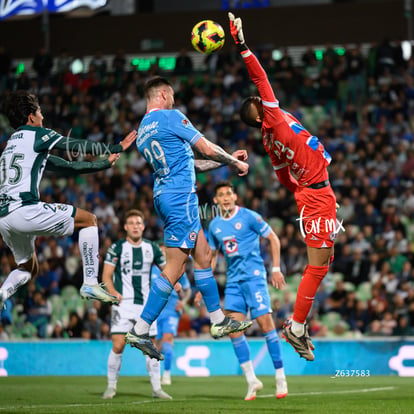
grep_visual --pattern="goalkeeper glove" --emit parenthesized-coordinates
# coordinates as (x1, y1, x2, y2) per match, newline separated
(228, 12, 248, 51)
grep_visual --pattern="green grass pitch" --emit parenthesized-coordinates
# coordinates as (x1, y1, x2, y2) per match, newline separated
(0, 376, 413, 413)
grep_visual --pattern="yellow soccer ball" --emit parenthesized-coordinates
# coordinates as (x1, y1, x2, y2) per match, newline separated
(191, 20, 225, 54)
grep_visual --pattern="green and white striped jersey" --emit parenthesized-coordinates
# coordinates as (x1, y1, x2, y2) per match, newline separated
(104, 238, 166, 306)
(0, 125, 63, 216)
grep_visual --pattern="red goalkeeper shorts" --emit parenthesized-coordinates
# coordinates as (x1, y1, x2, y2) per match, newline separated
(294, 184, 338, 248)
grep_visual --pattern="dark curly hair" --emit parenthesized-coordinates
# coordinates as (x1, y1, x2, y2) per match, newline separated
(239, 96, 263, 128)
(3, 90, 39, 129)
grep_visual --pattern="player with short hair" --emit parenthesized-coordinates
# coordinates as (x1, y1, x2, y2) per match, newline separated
(229, 13, 338, 361)
(102, 209, 172, 400)
(0, 91, 137, 307)
(125, 76, 252, 360)
(204, 181, 287, 400)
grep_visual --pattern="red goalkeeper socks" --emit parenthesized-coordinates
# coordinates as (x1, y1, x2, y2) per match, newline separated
(293, 265, 329, 324)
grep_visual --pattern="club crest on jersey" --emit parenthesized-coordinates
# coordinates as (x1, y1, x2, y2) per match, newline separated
(235, 222, 242, 230)
(189, 231, 197, 241)
(224, 238, 238, 256)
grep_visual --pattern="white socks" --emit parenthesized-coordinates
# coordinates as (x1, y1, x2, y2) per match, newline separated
(107, 350, 162, 392)
(1, 268, 31, 300)
(133, 319, 150, 335)
(210, 309, 225, 324)
(79, 226, 99, 285)
(146, 356, 161, 391)
(241, 360, 257, 384)
(276, 367, 285, 380)
(107, 350, 122, 388)
(291, 320, 305, 337)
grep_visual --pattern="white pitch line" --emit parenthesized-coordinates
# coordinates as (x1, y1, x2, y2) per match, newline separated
(0, 386, 397, 411)
(0, 399, 159, 411)
(257, 386, 396, 398)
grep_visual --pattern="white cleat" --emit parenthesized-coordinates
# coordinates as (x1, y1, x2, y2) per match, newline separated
(244, 378, 263, 401)
(80, 283, 120, 304)
(102, 386, 116, 399)
(152, 388, 173, 400)
(276, 377, 288, 399)
(161, 371, 171, 385)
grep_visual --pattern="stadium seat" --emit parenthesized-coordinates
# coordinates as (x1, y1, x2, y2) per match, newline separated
(20, 322, 38, 338)
(61, 285, 79, 302)
(343, 281, 356, 292)
(356, 282, 372, 301)
(321, 312, 342, 331)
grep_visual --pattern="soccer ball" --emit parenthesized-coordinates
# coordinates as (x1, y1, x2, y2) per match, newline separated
(191, 20, 225, 54)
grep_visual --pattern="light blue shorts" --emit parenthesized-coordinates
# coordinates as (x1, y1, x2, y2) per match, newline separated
(156, 313, 180, 339)
(224, 278, 272, 320)
(154, 192, 201, 248)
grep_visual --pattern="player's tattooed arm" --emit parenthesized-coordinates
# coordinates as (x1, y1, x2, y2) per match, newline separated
(194, 137, 249, 176)
(194, 159, 224, 172)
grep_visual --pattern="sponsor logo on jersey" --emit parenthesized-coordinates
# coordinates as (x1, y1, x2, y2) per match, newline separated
(214, 227, 221, 234)
(41, 134, 50, 142)
(168, 234, 178, 241)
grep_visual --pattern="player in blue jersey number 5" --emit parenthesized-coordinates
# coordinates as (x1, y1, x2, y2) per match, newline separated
(202, 181, 288, 400)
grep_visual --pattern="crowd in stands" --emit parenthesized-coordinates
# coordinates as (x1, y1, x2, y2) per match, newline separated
(1, 37, 414, 340)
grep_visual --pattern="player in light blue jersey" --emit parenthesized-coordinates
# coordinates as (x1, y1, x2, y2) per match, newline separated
(206, 181, 288, 401)
(153, 258, 191, 386)
(125, 77, 252, 360)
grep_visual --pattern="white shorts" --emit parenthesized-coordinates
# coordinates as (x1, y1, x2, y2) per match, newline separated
(0, 202, 75, 264)
(110, 303, 157, 337)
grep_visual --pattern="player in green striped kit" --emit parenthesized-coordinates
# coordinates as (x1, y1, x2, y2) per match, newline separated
(102, 209, 172, 400)
(0, 91, 137, 308)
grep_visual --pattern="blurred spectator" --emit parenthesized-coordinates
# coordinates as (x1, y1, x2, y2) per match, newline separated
(344, 249, 370, 286)
(66, 312, 83, 338)
(174, 48, 193, 75)
(0, 323, 9, 340)
(327, 281, 347, 313)
(36, 260, 60, 296)
(51, 320, 68, 338)
(32, 46, 53, 87)
(0, 45, 11, 92)
(190, 305, 210, 335)
(83, 308, 102, 339)
(26, 291, 52, 338)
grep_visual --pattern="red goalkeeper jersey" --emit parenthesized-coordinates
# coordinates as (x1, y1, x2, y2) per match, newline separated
(241, 49, 331, 189)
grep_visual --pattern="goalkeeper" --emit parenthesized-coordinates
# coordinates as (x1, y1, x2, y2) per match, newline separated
(228, 12, 338, 361)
